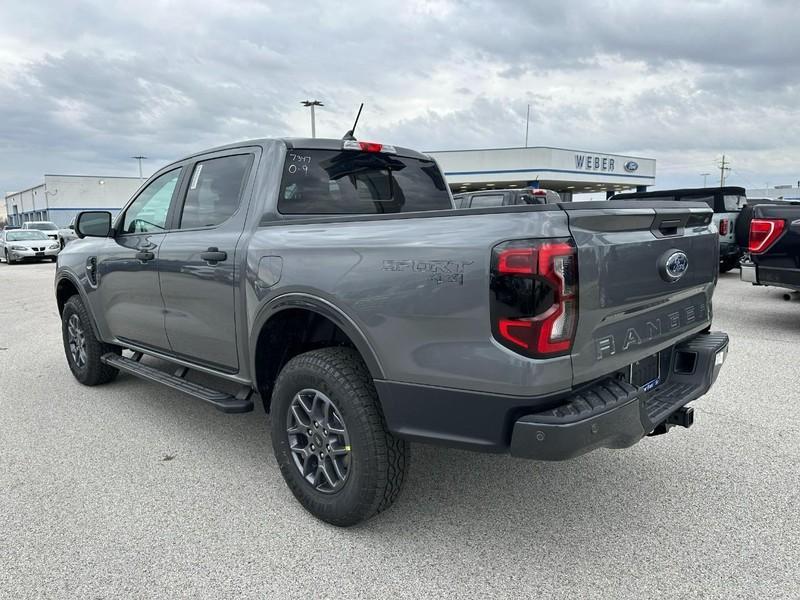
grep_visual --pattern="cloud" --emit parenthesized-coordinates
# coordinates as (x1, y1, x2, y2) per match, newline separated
(1, 0, 798, 193)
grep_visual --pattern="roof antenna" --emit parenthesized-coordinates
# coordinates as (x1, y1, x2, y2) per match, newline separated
(342, 103, 364, 140)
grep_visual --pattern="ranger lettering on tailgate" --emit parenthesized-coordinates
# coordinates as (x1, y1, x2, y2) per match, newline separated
(595, 297, 709, 360)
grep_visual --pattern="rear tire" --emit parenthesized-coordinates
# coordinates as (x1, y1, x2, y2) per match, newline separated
(61, 295, 121, 385)
(271, 347, 409, 527)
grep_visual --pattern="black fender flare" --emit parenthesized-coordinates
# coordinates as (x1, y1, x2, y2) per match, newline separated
(249, 292, 385, 383)
(55, 271, 103, 340)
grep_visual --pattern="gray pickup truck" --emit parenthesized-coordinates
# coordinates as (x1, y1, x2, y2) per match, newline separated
(55, 138, 729, 526)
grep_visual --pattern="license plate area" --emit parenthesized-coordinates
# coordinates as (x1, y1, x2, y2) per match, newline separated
(36, 252, 44, 257)
(629, 352, 661, 391)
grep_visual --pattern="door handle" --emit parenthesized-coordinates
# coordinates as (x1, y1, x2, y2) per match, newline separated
(200, 247, 227, 264)
(135, 251, 155, 262)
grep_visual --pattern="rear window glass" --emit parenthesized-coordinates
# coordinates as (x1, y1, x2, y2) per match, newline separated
(452, 194, 467, 208)
(723, 195, 746, 211)
(25, 222, 57, 230)
(681, 195, 714, 208)
(469, 194, 505, 208)
(277, 149, 452, 214)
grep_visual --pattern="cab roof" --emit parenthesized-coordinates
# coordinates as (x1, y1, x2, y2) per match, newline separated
(178, 137, 431, 162)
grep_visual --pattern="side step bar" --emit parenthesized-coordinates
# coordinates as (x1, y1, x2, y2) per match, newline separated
(101, 353, 253, 413)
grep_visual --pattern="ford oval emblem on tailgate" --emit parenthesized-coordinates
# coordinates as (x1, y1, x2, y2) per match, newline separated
(661, 250, 689, 282)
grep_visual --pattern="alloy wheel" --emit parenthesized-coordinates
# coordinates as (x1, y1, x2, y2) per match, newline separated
(286, 388, 352, 493)
(67, 313, 87, 368)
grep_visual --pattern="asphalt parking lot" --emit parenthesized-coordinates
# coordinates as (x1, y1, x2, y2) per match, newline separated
(1, 261, 798, 599)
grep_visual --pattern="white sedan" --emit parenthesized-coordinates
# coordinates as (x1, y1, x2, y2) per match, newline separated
(0, 230, 61, 264)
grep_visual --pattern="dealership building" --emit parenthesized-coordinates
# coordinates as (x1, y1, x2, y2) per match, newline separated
(427, 146, 656, 201)
(4, 174, 143, 228)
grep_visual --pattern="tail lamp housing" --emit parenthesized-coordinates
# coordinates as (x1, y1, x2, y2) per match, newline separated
(490, 239, 578, 358)
(749, 218, 785, 254)
(718, 218, 729, 236)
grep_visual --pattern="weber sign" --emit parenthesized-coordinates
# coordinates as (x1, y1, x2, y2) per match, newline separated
(575, 154, 616, 172)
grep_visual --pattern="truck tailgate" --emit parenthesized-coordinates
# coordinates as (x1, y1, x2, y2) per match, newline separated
(561, 201, 718, 385)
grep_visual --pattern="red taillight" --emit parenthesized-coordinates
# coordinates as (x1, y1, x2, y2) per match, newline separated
(749, 218, 785, 254)
(491, 240, 578, 357)
(497, 248, 536, 275)
(718, 218, 729, 236)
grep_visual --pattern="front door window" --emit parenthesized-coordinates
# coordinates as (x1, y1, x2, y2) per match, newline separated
(121, 169, 181, 234)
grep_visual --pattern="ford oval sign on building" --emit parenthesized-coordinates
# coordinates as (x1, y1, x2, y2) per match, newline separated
(624, 160, 639, 172)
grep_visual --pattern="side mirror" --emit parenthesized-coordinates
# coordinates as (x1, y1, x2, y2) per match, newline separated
(75, 211, 112, 238)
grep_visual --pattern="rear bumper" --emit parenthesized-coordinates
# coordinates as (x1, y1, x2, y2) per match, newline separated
(719, 241, 740, 259)
(741, 257, 800, 291)
(378, 331, 729, 459)
(510, 331, 729, 460)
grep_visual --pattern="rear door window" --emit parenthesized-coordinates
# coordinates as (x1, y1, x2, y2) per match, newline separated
(278, 149, 451, 214)
(179, 154, 254, 229)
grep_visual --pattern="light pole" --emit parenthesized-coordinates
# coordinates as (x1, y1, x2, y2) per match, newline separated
(301, 100, 323, 138)
(524, 103, 531, 148)
(132, 156, 148, 179)
(700, 172, 710, 187)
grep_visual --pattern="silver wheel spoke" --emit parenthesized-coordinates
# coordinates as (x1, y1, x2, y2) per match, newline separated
(290, 444, 310, 458)
(297, 393, 314, 416)
(331, 456, 347, 481)
(320, 459, 337, 488)
(290, 404, 310, 428)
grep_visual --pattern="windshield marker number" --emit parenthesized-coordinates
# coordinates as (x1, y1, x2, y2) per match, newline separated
(287, 153, 311, 177)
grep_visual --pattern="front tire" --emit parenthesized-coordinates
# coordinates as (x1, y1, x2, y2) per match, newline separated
(61, 295, 121, 385)
(271, 347, 409, 527)
(5, 249, 14, 264)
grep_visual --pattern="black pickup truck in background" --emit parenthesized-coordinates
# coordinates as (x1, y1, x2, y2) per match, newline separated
(453, 187, 562, 208)
(740, 201, 800, 292)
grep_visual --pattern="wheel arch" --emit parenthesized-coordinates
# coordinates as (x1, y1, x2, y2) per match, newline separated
(55, 273, 102, 339)
(250, 293, 385, 411)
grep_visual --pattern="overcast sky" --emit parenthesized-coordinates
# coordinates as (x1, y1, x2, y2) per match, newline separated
(1, 0, 798, 198)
